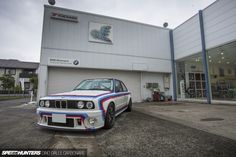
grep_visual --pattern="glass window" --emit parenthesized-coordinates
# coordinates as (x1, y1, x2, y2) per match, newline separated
(5, 68, 16, 75)
(115, 80, 123, 93)
(219, 68, 224, 77)
(121, 81, 128, 92)
(208, 41, 236, 101)
(176, 53, 206, 99)
(74, 79, 113, 91)
(24, 82, 30, 90)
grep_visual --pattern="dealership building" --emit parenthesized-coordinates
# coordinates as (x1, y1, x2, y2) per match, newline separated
(38, 0, 236, 103)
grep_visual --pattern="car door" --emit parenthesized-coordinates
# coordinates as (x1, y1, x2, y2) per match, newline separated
(120, 81, 129, 105)
(114, 80, 124, 111)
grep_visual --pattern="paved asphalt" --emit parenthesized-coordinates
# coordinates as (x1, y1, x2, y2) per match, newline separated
(0, 99, 236, 157)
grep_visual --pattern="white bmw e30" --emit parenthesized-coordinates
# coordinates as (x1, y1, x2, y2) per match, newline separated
(36, 78, 132, 130)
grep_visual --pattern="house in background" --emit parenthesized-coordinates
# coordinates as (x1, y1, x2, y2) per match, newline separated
(0, 59, 39, 91)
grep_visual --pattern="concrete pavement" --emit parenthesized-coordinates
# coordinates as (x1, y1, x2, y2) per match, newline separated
(133, 102, 236, 141)
(0, 99, 236, 157)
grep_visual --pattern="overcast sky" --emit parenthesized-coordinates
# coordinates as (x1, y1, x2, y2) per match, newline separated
(0, 0, 216, 62)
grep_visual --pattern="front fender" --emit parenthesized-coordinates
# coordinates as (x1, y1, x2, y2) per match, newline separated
(96, 92, 131, 119)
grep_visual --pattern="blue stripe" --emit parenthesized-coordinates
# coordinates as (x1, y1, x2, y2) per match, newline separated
(98, 92, 131, 119)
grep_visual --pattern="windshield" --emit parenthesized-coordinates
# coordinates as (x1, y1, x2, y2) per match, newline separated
(74, 79, 113, 91)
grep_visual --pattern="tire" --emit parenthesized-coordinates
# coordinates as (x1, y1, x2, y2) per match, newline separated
(126, 99, 132, 112)
(104, 103, 115, 129)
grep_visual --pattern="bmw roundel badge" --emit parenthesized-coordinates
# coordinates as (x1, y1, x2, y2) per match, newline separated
(73, 60, 79, 65)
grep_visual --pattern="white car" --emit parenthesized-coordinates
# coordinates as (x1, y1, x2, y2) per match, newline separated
(37, 78, 132, 130)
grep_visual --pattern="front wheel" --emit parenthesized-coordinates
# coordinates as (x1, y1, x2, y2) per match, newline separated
(126, 99, 132, 112)
(104, 103, 115, 129)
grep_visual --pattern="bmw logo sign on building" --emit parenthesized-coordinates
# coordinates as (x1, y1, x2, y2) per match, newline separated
(73, 60, 79, 65)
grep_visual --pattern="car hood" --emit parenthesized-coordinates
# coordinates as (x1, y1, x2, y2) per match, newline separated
(50, 90, 111, 97)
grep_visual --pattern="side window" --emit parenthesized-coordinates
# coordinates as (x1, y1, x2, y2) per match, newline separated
(5, 68, 16, 75)
(115, 80, 123, 93)
(121, 82, 128, 92)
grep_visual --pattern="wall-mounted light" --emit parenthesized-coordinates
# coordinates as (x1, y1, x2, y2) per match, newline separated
(48, 0, 56, 5)
(163, 22, 168, 28)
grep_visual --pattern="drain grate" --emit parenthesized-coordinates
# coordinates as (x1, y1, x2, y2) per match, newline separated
(201, 118, 224, 121)
(178, 110, 190, 112)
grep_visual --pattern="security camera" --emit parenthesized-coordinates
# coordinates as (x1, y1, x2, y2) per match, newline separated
(48, 0, 56, 5)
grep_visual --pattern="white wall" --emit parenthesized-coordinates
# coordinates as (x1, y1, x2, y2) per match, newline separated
(173, 14, 202, 60)
(47, 67, 142, 102)
(37, 65, 48, 100)
(41, 48, 171, 73)
(173, 0, 236, 61)
(41, 5, 172, 73)
(141, 72, 171, 101)
(203, 0, 236, 49)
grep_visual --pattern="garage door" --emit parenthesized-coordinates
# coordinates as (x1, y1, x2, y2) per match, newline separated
(48, 67, 141, 102)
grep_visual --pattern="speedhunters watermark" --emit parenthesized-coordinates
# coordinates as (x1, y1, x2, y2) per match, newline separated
(1, 149, 87, 157)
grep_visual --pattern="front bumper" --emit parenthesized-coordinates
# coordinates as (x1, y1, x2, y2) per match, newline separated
(36, 108, 104, 130)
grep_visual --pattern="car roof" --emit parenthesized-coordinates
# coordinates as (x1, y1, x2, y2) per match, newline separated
(83, 78, 123, 82)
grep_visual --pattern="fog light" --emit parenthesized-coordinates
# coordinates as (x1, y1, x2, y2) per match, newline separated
(88, 118, 97, 125)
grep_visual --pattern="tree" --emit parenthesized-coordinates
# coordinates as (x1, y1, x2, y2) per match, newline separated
(30, 75, 38, 95)
(0, 74, 15, 92)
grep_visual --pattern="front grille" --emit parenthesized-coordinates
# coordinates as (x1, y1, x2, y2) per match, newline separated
(61, 101, 67, 108)
(48, 100, 77, 109)
(55, 101, 60, 108)
(48, 117, 74, 127)
(67, 100, 77, 109)
(42, 100, 95, 109)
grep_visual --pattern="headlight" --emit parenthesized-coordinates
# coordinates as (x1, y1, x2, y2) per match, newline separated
(77, 101, 84, 109)
(45, 100, 50, 107)
(39, 100, 44, 107)
(86, 101, 94, 109)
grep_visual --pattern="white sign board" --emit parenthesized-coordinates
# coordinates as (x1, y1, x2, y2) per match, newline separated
(89, 22, 113, 44)
(48, 58, 79, 67)
(52, 114, 66, 123)
(51, 12, 78, 23)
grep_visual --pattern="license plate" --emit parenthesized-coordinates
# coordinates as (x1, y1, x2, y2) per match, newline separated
(52, 114, 66, 123)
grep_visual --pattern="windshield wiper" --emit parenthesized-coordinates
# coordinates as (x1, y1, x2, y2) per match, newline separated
(73, 89, 88, 90)
(89, 88, 109, 91)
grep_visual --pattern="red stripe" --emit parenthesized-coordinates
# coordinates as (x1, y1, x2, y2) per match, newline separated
(100, 93, 130, 117)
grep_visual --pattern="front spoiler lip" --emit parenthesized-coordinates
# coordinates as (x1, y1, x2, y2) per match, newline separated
(37, 123, 101, 131)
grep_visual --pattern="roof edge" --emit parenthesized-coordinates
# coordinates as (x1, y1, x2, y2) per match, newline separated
(44, 5, 171, 31)
(173, 0, 218, 30)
